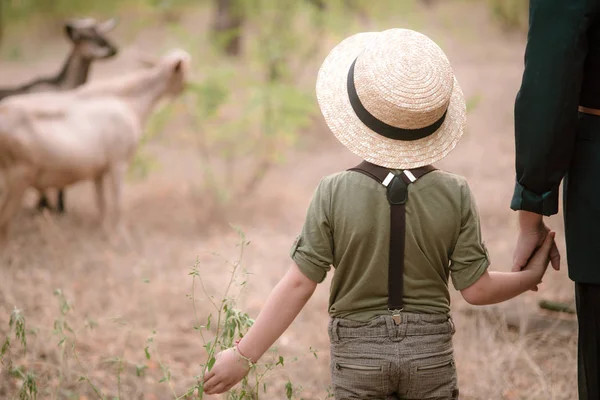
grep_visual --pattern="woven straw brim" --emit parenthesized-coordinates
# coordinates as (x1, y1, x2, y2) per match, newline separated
(316, 32, 466, 170)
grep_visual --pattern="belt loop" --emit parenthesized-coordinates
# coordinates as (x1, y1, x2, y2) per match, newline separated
(329, 318, 340, 343)
(448, 315, 455, 335)
(384, 316, 395, 339)
(397, 314, 408, 339)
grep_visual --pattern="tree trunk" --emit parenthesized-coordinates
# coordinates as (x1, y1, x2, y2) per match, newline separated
(211, 0, 244, 56)
(305, 0, 326, 11)
(0, 0, 4, 48)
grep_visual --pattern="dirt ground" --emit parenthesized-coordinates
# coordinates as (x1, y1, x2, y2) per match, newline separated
(0, 2, 579, 399)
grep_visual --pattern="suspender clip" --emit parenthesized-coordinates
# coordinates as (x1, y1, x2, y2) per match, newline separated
(389, 308, 404, 325)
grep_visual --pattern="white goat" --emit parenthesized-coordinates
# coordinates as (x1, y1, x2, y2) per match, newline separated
(0, 17, 120, 214)
(0, 49, 191, 242)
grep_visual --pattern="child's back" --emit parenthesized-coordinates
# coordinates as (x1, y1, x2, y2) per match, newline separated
(293, 169, 487, 321)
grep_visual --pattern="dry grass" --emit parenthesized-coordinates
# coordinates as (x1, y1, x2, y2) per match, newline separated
(0, 1, 578, 399)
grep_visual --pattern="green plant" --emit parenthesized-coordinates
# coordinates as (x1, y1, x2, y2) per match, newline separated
(487, 0, 529, 32)
(183, 226, 299, 399)
(1, 308, 38, 400)
(127, 102, 177, 181)
(138, 0, 323, 211)
(466, 93, 482, 113)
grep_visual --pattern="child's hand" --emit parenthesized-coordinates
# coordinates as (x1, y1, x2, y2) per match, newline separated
(203, 348, 251, 395)
(522, 231, 556, 291)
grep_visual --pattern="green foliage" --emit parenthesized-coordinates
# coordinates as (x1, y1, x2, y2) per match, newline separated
(1, 309, 38, 400)
(127, 103, 175, 181)
(9, 307, 27, 353)
(142, 0, 325, 209)
(487, 0, 528, 32)
(466, 93, 482, 113)
(187, 227, 296, 399)
(1, 0, 198, 24)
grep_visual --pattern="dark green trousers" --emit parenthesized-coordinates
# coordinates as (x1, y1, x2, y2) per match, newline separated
(564, 113, 600, 284)
(564, 112, 600, 399)
(575, 283, 600, 400)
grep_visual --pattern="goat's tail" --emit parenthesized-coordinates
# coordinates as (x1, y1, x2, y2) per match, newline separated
(0, 168, 6, 206)
(0, 168, 8, 235)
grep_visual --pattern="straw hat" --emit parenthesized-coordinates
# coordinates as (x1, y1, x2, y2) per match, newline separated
(316, 28, 466, 169)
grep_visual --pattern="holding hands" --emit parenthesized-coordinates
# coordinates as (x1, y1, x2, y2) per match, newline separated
(513, 210, 561, 291)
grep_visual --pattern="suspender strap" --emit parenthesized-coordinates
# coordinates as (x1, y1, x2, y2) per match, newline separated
(348, 160, 436, 322)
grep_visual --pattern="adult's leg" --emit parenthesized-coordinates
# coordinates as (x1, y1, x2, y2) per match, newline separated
(564, 113, 600, 399)
(575, 282, 600, 400)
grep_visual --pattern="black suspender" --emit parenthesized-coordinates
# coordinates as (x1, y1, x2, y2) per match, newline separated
(348, 160, 436, 324)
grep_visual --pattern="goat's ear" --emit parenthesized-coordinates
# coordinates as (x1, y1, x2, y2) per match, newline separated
(97, 17, 118, 33)
(139, 59, 156, 68)
(135, 52, 158, 68)
(64, 23, 80, 41)
(173, 60, 183, 73)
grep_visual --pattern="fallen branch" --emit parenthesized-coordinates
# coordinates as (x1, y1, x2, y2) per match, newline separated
(538, 299, 576, 315)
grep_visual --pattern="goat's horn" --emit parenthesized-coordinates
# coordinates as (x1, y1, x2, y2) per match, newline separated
(132, 50, 159, 67)
(97, 17, 119, 33)
(66, 17, 97, 30)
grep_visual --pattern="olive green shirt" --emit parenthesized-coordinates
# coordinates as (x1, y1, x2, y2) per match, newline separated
(290, 169, 490, 321)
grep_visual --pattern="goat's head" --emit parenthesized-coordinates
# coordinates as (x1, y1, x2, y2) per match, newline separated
(64, 17, 119, 60)
(158, 49, 192, 97)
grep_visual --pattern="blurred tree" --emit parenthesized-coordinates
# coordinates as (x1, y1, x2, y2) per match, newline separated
(0, 0, 3, 47)
(487, 0, 528, 31)
(305, 0, 326, 11)
(211, 0, 244, 56)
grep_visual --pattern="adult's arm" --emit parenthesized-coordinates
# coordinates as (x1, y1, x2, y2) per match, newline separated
(511, 0, 591, 216)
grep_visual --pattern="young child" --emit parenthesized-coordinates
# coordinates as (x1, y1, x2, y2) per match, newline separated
(203, 28, 556, 399)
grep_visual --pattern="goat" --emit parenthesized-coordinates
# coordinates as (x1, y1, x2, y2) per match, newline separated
(0, 49, 191, 244)
(0, 17, 119, 214)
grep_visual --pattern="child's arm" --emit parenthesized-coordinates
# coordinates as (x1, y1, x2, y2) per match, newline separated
(460, 231, 555, 305)
(203, 263, 317, 395)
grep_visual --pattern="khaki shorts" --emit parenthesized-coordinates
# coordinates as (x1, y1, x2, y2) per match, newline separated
(328, 313, 459, 400)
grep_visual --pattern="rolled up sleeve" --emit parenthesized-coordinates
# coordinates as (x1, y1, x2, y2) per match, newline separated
(510, 181, 559, 217)
(450, 183, 490, 291)
(290, 179, 334, 283)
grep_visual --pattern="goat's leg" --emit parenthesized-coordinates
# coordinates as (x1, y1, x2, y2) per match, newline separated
(0, 191, 24, 237)
(0, 178, 8, 246)
(94, 175, 106, 221)
(57, 189, 66, 214)
(36, 189, 52, 212)
(0, 171, 28, 243)
(107, 163, 127, 228)
(0, 224, 7, 247)
(107, 164, 133, 247)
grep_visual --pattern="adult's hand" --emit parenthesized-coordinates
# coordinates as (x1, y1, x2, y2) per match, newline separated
(512, 211, 560, 279)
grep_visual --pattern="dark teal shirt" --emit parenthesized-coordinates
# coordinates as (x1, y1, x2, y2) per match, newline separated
(511, 0, 597, 215)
